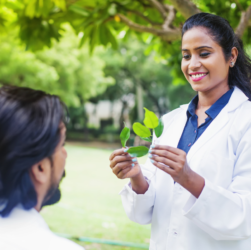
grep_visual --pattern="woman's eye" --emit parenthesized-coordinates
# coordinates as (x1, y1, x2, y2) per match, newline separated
(183, 54, 191, 60)
(200, 52, 210, 57)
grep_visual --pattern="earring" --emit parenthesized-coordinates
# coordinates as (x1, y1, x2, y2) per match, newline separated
(230, 62, 234, 67)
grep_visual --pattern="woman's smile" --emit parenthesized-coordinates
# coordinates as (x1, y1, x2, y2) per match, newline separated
(189, 72, 209, 82)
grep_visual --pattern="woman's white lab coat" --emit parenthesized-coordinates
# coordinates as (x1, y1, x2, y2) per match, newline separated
(120, 87, 251, 250)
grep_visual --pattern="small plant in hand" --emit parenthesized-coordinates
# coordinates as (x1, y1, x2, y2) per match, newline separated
(120, 108, 164, 157)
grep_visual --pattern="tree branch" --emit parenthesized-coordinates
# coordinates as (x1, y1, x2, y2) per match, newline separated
(136, 0, 152, 8)
(126, 10, 162, 26)
(168, 0, 200, 19)
(233, 0, 244, 11)
(111, 1, 162, 26)
(117, 13, 181, 41)
(162, 5, 176, 30)
(236, 5, 251, 37)
(146, 0, 167, 20)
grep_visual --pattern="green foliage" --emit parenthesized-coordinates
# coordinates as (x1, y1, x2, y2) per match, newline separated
(127, 146, 149, 157)
(143, 108, 159, 129)
(125, 107, 164, 157)
(2, 0, 251, 55)
(2, 0, 248, 112)
(154, 118, 164, 138)
(140, 137, 152, 143)
(93, 39, 194, 113)
(120, 125, 130, 147)
(132, 122, 151, 138)
(0, 27, 114, 106)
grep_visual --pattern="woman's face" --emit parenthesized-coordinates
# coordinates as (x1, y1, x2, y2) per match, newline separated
(181, 27, 231, 93)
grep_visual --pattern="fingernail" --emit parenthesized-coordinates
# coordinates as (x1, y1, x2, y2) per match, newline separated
(150, 145, 155, 148)
(131, 163, 135, 167)
(132, 158, 137, 162)
(149, 154, 152, 158)
(129, 153, 133, 157)
(150, 159, 154, 163)
(124, 148, 128, 152)
(149, 149, 152, 153)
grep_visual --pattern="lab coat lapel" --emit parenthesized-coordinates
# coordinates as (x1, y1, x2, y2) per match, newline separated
(161, 105, 188, 148)
(187, 86, 248, 164)
(186, 108, 229, 164)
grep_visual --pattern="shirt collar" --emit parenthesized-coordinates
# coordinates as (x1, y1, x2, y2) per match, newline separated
(187, 88, 234, 119)
(187, 95, 198, 118)
(206, 88, 234, 119)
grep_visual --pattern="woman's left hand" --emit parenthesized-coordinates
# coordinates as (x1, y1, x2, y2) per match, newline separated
(149, 145, 191, 184)
(149, 145, 205, 198)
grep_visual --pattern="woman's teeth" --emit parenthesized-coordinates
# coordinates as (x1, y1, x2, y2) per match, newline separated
(191, 74, 207, 79)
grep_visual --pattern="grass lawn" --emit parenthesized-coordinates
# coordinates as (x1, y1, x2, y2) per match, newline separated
(41, 143, 151, 250)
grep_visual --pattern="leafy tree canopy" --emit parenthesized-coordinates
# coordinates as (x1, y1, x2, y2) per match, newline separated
(0, 26, 114, 106)
(2, 0, 251, 86)
(1, 0, 251, 50)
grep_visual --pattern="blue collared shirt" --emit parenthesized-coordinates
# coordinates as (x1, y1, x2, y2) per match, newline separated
(177, 88, 234, 154)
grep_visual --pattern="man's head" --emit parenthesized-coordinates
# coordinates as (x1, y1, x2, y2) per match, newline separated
(0, 85, 68, 217)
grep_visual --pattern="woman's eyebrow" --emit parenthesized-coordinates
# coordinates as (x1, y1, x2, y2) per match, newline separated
(182, 46, 213, 51)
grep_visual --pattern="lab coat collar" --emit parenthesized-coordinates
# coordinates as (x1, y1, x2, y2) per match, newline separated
(187, 87, 248, 164)
(180, 86, 248, 113)
(177, 87, 248, 164)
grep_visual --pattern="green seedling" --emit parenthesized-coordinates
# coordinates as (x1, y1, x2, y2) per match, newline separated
(154, 118, 164, 138)
(143, 108, 159, 129)
(119, 108, 164, 158)
(127, 146, 149, 157)
(120, 124, 130, 148)
(132, 122, 151, 138)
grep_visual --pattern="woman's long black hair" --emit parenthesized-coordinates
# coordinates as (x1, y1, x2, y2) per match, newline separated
(182, 13, 251, 99)
(0, 85, 68, 217)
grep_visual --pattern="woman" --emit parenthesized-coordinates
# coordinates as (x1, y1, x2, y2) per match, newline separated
(109, 13, 251, 250)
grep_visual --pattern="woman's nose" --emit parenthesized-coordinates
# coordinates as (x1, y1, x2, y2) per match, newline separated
(189, 56, 201, 71)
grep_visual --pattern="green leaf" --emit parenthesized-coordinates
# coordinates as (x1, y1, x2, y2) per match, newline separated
(89, 25, 99, 53)
(108, 3, 117, 15)
(69, 5, 89, 16)
(106, 25, 118, 50)
(133, 122, 151, 138)
(143, 107, 159, 129)
(140, 137, 152, 142)
(127, 146, 149, 157)
(99, 25, 109, 46)
(120, 125, 130, 147)
(154, 118, 164, 138)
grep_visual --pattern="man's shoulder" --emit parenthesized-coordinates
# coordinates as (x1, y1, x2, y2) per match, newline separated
(46, 233, 84, 250)
(0, 228, 84, 250)
(0, 206, 84, 250)
(25, 226, 85, 250)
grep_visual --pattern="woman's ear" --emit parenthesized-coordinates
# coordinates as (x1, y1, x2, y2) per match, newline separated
(30, 158, 51, 184)
(230, 47, 238, 67)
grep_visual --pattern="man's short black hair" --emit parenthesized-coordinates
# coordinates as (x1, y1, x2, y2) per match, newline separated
(0, 85, 67, 217)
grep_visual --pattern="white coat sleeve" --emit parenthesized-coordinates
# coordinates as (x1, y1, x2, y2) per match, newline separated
(119, 158, 156, 225)
(183, 125, 251, 240)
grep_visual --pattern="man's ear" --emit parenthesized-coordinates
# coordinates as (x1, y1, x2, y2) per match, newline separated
(30, 158, 51, 184)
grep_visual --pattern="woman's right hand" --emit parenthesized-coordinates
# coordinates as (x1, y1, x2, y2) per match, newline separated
(109, 148, 141, 179)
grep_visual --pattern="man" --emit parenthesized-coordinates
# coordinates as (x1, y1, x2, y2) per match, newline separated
(0, 86, 83, 250)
